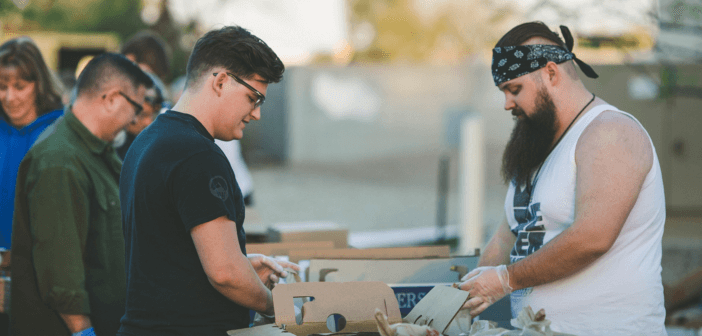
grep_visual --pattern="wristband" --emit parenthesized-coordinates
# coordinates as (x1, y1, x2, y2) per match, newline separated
(72, 327, 95, 336)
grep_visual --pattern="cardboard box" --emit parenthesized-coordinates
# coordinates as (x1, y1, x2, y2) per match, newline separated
(243, 207, 268, 243)
(247, 241, 336, 257)
(268, 222, 348, 248)
(227, 282, 470, 336)
(390, 283, 512, 330)
(306, 257, 479, 283)
(302, 256, 510, 331)
(287, 246, 450, 263)
(390, 283, 454, 317)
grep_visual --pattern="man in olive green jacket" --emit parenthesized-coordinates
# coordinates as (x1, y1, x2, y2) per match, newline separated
(11, 54, 152, 336)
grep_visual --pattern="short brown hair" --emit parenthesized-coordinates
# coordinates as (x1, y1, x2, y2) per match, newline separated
(185, 26, 284, 88)
(495, 21, 567, 49)
(75, 53, 154, 99)
(121, 31, 171, 81)
(0, 36, 63, 120)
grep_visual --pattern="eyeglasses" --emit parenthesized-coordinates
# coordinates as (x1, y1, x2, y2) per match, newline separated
(213, 72, 266, 109)
(118, 91, 144, 116)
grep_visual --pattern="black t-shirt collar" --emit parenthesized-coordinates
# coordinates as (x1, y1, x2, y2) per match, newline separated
(164, 110, 214, 142)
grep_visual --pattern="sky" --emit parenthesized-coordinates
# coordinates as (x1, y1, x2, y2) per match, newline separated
(168, 0, 659, 64)
(516, 0, 658, 34)
(168, 0, 347, 64)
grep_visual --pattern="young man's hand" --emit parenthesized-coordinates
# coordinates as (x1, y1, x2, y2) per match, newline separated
(247, 254, 300, 288)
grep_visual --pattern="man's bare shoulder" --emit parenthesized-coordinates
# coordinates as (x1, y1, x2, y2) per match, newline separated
(576, 110, 653, 172)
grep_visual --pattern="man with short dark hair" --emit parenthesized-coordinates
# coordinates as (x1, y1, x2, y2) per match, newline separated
(121, 30, 171, 82)
(118, 26, 297, 335)
(458, 22, 666, 335)
(11, 53, 153, 336)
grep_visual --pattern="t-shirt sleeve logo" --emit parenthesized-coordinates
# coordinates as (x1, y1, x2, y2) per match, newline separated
(209, 176, 229, 201)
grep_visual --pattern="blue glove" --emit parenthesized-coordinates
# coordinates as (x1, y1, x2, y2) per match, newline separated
(72, 327, 96, 336)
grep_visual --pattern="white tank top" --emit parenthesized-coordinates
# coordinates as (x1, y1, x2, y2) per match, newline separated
(504, 104, 667, 336)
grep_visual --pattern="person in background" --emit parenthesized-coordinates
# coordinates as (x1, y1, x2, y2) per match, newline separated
(0, 37, 64, 250)
(115, 73, 165, 160)
(665, 267, 702, 326)
(118, 26, 297, 335)
(458, 22, 666, 335)
(59, 69, 77, 106)
(215, 138, 255, 205)
(11, 53, 152, 336)
(121, 30, 171, 83)
(0, 36, 64, 336)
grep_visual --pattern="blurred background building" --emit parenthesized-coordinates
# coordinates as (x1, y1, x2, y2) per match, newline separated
(1, 0, 700, 280)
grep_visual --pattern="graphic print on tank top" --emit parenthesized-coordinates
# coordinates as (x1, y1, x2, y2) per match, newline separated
(509, 180, 546, 264)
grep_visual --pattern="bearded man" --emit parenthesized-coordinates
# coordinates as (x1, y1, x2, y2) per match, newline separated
(458, 22, 667, 335)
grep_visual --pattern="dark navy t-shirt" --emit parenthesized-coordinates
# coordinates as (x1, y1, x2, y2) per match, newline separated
(118, 111, 247, 336)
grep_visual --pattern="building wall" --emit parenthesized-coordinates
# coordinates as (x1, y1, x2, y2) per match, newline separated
(245, 62, 702, 244)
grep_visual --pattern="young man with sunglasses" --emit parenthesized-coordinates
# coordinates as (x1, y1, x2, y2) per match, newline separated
(118, 26, 297, 335)
(11, 53, 152, 336)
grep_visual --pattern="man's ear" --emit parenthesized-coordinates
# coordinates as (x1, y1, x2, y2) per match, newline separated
(101, 89, 121, 115)
(543, 61, 560, 87)
(211, 72, 227, 97)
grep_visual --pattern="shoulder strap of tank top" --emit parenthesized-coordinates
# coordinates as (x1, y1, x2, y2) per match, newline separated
(571, 103, 619, 132)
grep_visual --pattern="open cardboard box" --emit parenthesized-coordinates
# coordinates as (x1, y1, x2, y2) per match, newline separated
(227, 281, 470, 336)
(268, 222, 348, 249)
(247, 241, 336, 257)
(306, 256, 478, 283)
(303, 255, 511, 330)
(288, 245, 451, 264)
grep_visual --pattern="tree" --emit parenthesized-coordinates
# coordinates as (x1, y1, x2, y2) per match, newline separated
(345, 0, 518, 64)
(1, 0, 147, 40)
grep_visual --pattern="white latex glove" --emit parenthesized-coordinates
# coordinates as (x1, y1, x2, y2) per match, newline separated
(247, 254, 300, 288)
(458, 265, 513, 317)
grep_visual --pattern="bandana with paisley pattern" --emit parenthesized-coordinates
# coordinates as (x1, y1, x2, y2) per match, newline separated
(491, 25, 599, 86)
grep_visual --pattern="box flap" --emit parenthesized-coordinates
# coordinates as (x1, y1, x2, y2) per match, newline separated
(403, 286, 469, 334)
(273, 282, 401, 335)
(307, 257, 478, 283)
(268, 223, 348, 248)
(288, 246, 450, 263)
(271, 222, 344, 232)
(247, 241, 336, 256)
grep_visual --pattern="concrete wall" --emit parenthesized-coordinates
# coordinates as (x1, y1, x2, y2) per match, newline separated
(247, 62, 515, 240)
(584, 64, 702, 213)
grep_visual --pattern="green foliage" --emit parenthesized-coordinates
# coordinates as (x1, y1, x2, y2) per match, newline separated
(2, 0, 147, 41)
(346, 0, 516, 64)
(0, 0, 20, 18)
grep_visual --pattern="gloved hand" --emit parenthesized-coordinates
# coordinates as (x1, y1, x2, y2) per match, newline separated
(247, 254, 300, 288)
(71, 327, 95, 336)
(458, 265, 513, 317)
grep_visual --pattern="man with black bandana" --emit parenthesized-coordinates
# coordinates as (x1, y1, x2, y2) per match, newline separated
(457, 22, 667, 335)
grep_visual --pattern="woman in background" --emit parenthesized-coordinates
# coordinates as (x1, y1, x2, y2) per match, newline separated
(0, 36, 63, 275)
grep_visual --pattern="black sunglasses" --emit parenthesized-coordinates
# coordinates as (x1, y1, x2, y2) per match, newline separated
(213, 72, 266, 108)
(118, 91, 144, 116)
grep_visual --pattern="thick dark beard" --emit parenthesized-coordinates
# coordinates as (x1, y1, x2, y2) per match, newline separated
(501, 88, 559, 187)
